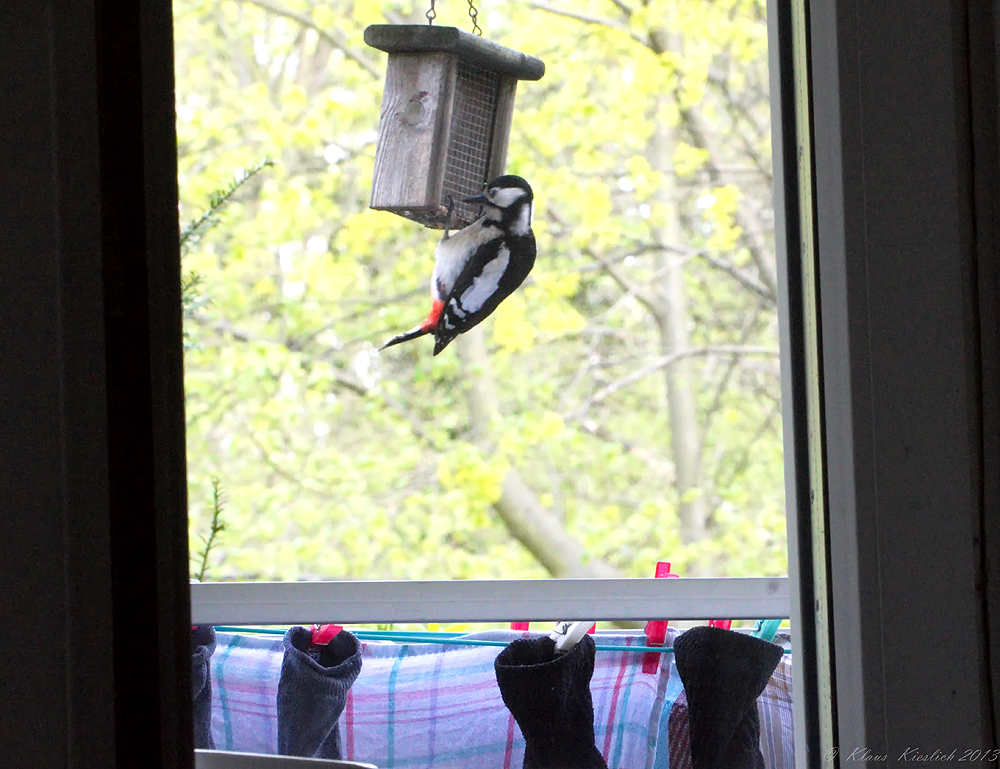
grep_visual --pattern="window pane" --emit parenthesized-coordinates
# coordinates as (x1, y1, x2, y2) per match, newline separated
(177, 0, 786, 582)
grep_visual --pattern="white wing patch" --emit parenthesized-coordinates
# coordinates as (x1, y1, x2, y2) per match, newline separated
(459, 245, 510, 314)
(431, 216, 497, 299)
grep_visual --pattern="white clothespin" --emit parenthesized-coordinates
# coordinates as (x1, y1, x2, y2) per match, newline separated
(549, 621, 593, 654)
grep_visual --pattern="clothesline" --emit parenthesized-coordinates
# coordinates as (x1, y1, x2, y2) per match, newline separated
(212, 626, 793, 654)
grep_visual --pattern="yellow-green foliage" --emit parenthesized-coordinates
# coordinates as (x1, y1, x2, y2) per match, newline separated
(178, 0, 785, 582)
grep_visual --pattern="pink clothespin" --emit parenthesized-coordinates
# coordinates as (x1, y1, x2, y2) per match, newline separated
(708, 619, 733, 630)
(642, 561, 679, 674)
(510, 621, 595, 633)
(311, 624, 343, 645)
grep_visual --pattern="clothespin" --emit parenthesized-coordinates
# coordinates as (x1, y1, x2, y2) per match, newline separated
(513, 621, 594, 633)
(708, 619, 733, 630)
(642, 561, 679, 673)
(311, 624, 343, 645)
(549, 621, 592, 654)
(751, 619, 782, 643)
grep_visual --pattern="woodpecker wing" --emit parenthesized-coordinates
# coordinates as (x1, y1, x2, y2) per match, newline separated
(432, 233, 536, 355)
(431, 217, 501, 301)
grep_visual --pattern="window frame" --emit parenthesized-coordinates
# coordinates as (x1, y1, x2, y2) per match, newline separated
(185, 0, 808, 645)
(189, 577, 790, 625)
(188, 0, 816, 753)
(4, 0, 998, 766)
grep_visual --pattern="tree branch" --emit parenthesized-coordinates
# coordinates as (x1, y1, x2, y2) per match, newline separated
(544, 206, 665, 320)
(604, 0, 635, 17)
(455, 327, 624, 579)
(564, 345, 779, 421)
(680, 107, 779, 298)
(524, 1, 647, 45)
(194, 477, 227, 581)
(696, 250, 775, 302)
(194, 311, 615, 578)
(191, 315, 374, 398)
(239, 0, 382, 79)
(716, 399, 781, 489)
(576, 420, 673, 478)
(699, 300, 766, 450)
(706, 74, 773, 183)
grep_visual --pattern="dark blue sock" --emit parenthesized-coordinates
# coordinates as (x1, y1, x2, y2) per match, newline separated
(674, 626, 783, 769)
(191, 625, 217, 750)
(277, 626, 363, 759)
(494, 634, 608, 769)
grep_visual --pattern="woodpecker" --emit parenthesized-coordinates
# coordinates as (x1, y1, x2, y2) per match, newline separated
(380, 175, 537, 356)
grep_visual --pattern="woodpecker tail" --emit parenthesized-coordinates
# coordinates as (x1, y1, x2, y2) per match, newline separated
(432, 331, 458, 356)
(380, 299, 445, 352)
(379, 325, 430, 351)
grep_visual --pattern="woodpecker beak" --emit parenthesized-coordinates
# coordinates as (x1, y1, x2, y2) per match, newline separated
(462, 193, 489, 205)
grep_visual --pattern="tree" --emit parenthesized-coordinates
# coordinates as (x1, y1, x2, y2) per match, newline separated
(177, 0, 787, 582)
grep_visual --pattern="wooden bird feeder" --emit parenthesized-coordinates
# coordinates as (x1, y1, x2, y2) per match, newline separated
(364, 24, 545, 229)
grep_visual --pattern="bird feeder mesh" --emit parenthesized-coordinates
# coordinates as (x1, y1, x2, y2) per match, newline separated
(441, 60, 502, 225)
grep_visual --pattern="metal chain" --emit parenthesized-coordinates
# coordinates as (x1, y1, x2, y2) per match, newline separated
(468, 0, 482, 35)
(427, 0, 482, 34)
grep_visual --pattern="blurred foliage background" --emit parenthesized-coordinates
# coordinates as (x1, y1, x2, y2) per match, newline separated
(177, 0, 787, 582)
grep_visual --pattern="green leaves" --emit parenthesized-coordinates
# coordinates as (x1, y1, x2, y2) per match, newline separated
(178, 0, 785, 583)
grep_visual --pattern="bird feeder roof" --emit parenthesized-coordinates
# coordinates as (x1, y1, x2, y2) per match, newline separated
(364, 25, 545, 81)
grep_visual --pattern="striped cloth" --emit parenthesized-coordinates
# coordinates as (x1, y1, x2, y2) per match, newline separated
(209, 629, 794, 769)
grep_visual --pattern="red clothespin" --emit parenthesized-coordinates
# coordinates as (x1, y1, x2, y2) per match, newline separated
(642, 561, 679, 674)
(311, 624, 343, 645)
(708, 619, 733, 630)
(587, 623, 597, 634)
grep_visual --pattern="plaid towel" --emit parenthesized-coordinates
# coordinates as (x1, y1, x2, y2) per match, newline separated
(209, 629, 793, 769)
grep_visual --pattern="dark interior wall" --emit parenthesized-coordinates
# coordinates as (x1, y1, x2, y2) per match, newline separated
(974, 0, 1000, 743)
(0, 0, 116, 763)
(0, 0, 191, 765)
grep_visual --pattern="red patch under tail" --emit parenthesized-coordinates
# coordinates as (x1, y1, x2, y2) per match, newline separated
(420, 299, 445, 331)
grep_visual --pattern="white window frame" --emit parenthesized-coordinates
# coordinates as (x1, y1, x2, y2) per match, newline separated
(185, 2, 999, 769)
(190, 577, 790, 625)
(191, 0, 813, 753)
(189, 0, 807, 635)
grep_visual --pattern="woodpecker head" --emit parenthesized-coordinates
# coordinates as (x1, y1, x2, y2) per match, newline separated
(463, 175, 534, 235)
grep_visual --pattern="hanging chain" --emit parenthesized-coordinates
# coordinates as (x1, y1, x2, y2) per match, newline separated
(468, 0, 482, 35)
(426, 0, 482, 34)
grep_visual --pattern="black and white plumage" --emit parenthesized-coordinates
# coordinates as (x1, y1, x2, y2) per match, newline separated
(380, 175, 537, 356)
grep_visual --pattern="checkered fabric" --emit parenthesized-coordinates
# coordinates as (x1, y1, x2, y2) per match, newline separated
(209, 629, 794, 769)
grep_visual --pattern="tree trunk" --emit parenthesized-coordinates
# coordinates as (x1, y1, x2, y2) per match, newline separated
(647, 85, 709, 552)
(455, 327, 622, 579)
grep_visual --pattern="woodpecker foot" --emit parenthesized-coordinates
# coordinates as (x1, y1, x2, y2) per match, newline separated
(442, 195, 456, 240)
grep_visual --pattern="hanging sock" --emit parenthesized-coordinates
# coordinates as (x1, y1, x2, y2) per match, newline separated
(191, 625, 217, 750)
(674, 626, 784, 769)
(494, 634, 608, 769)
(277, 626, 363, 760)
